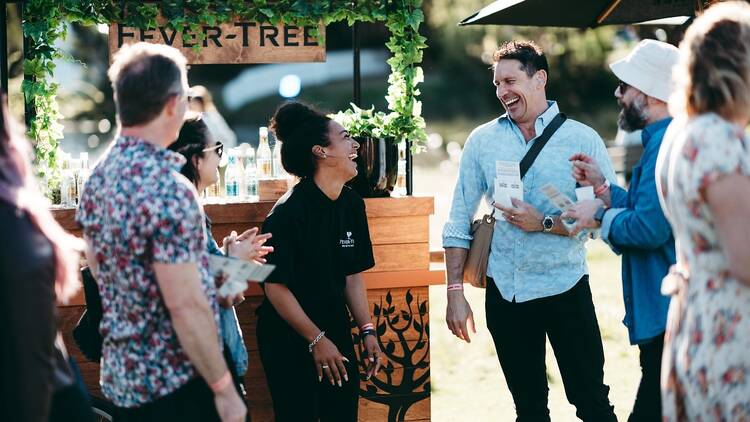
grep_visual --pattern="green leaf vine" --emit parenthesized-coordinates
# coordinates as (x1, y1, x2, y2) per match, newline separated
(22, 0, 428, 192)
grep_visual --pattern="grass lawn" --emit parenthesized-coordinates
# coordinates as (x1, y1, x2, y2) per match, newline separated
(428, 240, 640, 421)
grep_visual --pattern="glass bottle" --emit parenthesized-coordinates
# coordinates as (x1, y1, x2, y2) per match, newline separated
(244, 146, 258, 201)
(394, 142, 407, 196)
(60, 154, 76, 207)
(272, 138, 287, 178)
(225, 150, 241, 200)
(77, 152, 91, 200)
(257, 127, 273, 180)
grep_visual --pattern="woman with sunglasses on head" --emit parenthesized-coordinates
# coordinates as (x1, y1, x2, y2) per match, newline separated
(168, 114, 273, 405)
(255, 101, 382, 422)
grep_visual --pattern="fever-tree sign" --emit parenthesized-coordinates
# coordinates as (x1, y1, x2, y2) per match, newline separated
(109, 16, 325, 64)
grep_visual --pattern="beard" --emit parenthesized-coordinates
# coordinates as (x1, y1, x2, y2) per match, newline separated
(617, 94, 649, 132)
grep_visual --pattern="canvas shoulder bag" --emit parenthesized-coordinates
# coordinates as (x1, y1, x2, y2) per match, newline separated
(463, 113, 567, 288)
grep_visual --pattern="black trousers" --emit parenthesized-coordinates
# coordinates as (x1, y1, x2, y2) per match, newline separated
(113, 377, 220, 422)
(485, 276, 617, 422)
(628, 334, 664, 422)
(256, 312, 359, 422)
(113, 346, 248, 422)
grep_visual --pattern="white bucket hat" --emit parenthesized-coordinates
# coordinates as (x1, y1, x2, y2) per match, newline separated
(609, 39, 679, 102)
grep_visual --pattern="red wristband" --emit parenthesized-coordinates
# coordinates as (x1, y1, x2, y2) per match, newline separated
(447, 284, 464, 291)
(209, 371, 232, 394)
(594, 180, 610, 197)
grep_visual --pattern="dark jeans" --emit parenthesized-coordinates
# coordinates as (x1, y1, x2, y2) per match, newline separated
(628, 334, 664, 422)
(485, 276, 617, 422)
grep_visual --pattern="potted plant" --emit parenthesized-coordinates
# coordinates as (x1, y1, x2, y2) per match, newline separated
(330, 104, 399, 198)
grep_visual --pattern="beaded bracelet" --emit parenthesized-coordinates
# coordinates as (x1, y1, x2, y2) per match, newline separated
(308, 330, 326, 353)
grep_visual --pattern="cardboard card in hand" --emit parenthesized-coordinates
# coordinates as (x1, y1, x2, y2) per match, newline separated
(209, 255, 275, 298)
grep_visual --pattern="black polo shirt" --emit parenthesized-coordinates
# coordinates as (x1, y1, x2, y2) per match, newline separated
(258, 177, 375, 333)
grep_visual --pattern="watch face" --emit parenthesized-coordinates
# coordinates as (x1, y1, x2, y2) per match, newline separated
(543, 216, 554, 230)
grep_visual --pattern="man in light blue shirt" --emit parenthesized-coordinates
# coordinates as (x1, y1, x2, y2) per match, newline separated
(563, 39, 678, 421)
(443, 40, 617, 421)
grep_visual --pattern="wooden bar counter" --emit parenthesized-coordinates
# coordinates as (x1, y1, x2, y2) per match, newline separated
(52, 196, 443, 421)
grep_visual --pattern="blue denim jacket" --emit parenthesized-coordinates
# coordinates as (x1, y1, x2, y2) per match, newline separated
(205, 218, 248, 376)
(443, 102, 617, 302)
(600, 118, 675, 344)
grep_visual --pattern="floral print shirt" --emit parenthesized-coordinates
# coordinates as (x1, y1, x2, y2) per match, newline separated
(657, 113, 750, 421)
(76, 136, 219, 408)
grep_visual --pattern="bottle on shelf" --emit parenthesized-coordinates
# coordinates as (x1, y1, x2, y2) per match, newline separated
(257, 126, 273, 180)
(244, 146, 259, 201)
(77, 152, 91, 199)
(272, 137, 287, 178)
(206, 168, 220, 200)
(394, 142, 407, 196)
(224, 150, 241, 201)
(60, 153, 76, 207)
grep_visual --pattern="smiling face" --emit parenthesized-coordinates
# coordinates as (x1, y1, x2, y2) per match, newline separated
(494, 59, 547, 126)
(318, 120, 360, 181)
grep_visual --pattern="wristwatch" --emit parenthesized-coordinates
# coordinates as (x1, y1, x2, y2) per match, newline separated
(593, 206, 607, 224)
(542, 215, 555, 232)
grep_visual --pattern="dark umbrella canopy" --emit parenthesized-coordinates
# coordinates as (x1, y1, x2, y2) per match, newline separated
(459, 0, 702, 28)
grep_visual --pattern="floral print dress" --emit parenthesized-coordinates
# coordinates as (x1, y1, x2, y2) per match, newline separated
(657, 113, 750, 421)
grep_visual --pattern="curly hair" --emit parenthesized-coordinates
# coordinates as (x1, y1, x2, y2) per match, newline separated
(670, 1, 750, 120)
(269, 101, 331, 178)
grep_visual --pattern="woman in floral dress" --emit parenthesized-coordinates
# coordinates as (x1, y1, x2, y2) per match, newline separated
(656, 2, 750, 420)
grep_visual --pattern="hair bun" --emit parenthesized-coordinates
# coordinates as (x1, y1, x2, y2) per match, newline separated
(270, 102, 320, 143)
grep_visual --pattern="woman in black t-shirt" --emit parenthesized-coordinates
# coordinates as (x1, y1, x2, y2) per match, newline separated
(256, 102, 382, 421)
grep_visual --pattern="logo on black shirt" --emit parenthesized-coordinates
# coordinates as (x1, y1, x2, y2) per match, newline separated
(340, 231, 355, 248)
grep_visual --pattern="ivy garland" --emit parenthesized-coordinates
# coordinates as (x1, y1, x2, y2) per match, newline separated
(22, 0, 428, 190)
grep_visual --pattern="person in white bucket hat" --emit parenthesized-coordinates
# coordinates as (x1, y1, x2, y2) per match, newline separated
(561, 38, 679, 422)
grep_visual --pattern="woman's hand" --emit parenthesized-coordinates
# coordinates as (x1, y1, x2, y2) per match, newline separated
(362, 335, 383, 380)
(224, 228, 274, 263)
(312, 336, 349, 387)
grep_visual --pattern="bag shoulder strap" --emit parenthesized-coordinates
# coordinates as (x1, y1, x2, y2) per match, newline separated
(519, 113, 567, 179)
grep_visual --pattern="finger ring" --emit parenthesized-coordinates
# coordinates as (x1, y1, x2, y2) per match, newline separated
(510, 215, 515, 220)
(321, 365, 329, 369)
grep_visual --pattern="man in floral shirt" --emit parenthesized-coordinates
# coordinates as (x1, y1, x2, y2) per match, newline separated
(76, 42, 245, 422)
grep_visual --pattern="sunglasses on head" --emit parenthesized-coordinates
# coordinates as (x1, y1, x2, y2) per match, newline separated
(202, 141, 223, 158)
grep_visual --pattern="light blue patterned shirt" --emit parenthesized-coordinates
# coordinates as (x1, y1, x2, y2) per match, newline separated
(442, 101, 616, 302)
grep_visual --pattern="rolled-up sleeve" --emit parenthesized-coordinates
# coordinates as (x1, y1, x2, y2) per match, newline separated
(442, 132, 487, 250)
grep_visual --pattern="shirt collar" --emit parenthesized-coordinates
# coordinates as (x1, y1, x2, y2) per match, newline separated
(640, 117, 672, 148)
(116, 135, 186, 172)
(499, 101, 559, 136)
